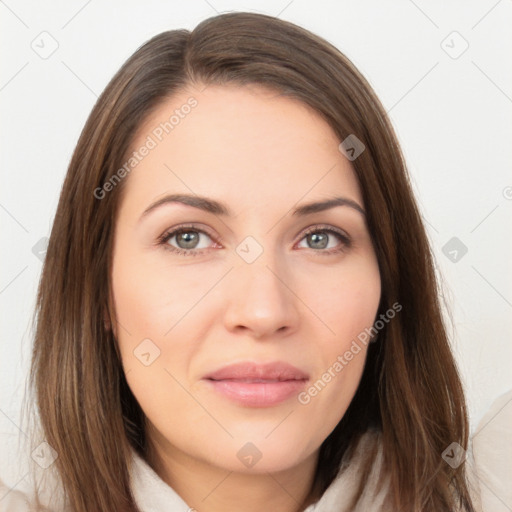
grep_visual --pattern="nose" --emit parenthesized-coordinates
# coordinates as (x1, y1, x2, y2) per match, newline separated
(222, 257, 300, 340)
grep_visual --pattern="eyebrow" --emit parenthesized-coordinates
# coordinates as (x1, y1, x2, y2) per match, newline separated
(139, 193, 366, 221)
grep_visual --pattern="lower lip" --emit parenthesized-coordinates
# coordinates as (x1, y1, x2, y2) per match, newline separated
(204, 379, 308, 407)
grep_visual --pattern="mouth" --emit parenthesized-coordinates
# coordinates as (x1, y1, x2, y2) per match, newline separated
(202, 361, 309, 408)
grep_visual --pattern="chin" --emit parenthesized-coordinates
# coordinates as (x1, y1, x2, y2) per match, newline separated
(202, 435, 315, 475)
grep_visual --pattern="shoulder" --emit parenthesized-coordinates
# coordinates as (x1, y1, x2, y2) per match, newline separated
(0, 480, 34, 512)
(470, 389, 512, 511)
(0, 460, 68, 512)
(0, 476, 62, 512)
(304, 428, 391, 512)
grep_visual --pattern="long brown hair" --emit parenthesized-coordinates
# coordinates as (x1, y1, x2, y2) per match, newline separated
(29, 11, 475, 511)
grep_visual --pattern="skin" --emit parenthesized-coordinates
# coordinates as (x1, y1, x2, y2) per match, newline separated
(111, 83, 381, 512)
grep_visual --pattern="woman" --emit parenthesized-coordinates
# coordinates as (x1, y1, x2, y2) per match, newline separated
(20, 11, 482, 511)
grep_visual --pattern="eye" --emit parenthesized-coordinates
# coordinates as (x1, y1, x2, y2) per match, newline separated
(296, 225, 351, 255)
(157, 224, 351, 257)
(158, 225, 217, 257)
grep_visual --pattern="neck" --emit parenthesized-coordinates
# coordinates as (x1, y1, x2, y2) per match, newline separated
(146, 434, 320, 512)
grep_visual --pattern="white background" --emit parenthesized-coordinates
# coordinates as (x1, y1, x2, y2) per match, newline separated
(1, 0, 511, 498)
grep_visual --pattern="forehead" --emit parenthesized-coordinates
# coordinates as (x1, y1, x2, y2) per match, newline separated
(122, 83, 362, 215)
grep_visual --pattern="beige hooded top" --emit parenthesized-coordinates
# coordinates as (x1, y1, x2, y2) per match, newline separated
(1, 390, 510, 512)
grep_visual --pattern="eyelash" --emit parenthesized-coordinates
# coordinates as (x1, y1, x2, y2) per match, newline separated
(156, 224, 352, 257)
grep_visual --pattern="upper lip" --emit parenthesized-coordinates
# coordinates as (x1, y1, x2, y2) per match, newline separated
(203, 361, 309, 381)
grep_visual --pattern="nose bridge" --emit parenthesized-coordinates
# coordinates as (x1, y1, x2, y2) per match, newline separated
(238, 251, 286, 301)
(223, 238, 300, 336)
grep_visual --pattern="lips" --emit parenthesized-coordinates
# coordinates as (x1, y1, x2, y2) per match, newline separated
(202, 361, 309, 407)
(203, 361, 309, 381)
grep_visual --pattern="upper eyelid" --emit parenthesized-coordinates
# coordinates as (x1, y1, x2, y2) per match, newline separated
(161, 224, 219, 242)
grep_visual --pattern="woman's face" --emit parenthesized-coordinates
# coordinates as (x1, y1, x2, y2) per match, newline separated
(111, 84, 381, 475)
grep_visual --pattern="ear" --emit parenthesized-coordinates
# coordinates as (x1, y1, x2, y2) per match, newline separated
(103, 306, 117, 339)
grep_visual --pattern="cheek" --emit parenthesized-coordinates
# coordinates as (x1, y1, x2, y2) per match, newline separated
(111, 240, 216, 339)
(305, 253, 381, 349)
(293, 256, 380, 439)
(110, 241, 222, 436)
(297, 352, 367, 456)
(111, 259, 203, 445)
